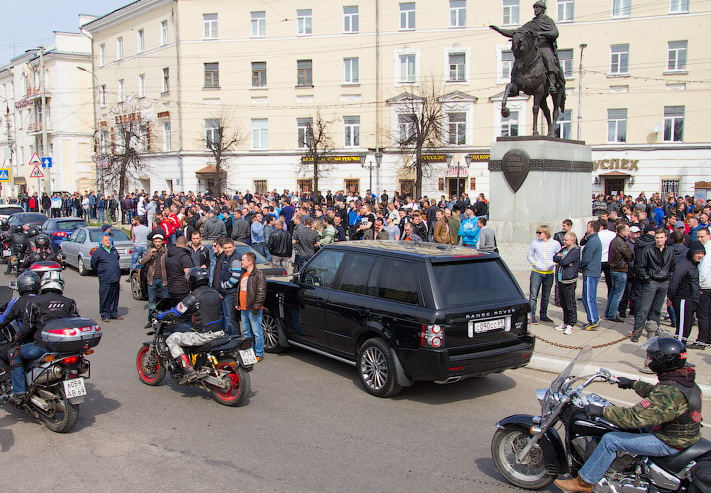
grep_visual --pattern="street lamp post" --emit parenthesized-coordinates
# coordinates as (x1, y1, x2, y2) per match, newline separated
(577, 43, 587, 141)
(374, 151, 383, 197)
(445, 154, 453, 196)
(464, 154, 472, 194)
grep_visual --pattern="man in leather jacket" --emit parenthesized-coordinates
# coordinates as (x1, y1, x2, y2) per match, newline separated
(266, 218, 292, 273)
(555, 337, 701, 493)
(631, 228, 676, 342)
(5, 226, 31, 275)
(237, 252, 267, 361)
(155, 267, 224, 384)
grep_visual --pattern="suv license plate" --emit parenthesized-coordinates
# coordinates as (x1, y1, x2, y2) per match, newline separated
(469, 317, 510, 336)
(63, 377, 87, 398)
(239, 348, 257, 365)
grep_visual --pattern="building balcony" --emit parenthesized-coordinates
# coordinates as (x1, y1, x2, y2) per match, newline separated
(27, 121, 53, 134)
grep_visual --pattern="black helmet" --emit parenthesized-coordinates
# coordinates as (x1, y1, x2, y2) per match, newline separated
(0, 218, 8, 230)
(17, 271, 41, 296)
(13, 225, 24, 234)
(187, 267, 209, 291)
(645, 337, 688, 373)
(40, 271, 64, 294)
(34, 234, 50, 249)
(27, 227, 39, 237)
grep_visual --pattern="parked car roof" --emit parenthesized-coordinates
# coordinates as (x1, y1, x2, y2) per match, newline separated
(321, 240, 495, 261)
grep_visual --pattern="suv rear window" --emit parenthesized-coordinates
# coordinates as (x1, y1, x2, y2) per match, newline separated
(0, 206, 23, 215)
(432, 260, 521, 307)
(55, 220, 87, 230)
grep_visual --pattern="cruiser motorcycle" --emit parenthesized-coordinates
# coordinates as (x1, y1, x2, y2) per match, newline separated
(491, 346, 711, 492)
(136, 315, 255, 407)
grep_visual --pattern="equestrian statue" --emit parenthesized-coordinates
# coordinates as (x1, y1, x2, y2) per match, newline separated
(490, 1, 566, 137)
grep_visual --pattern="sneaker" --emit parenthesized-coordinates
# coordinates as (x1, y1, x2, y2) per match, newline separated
(563, 325, 574, 335)
(9, 392, 26, 405)
(630, 331, 641, 343)
(605, 317, 624, 323)
(102, 318, 110, 323)
(144, 322, 152, 329)
(686, 341, 706, 350)
(256, 356, 264, 362)
(554, 323, 567, 331)
(540, 316, 554, 323)
(529, 317, 539, 325)
(582, 321, 599, 331)
(113, 316, 124, 320)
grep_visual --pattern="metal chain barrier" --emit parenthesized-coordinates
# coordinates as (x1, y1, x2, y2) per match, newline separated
(535, 332, 634, 351)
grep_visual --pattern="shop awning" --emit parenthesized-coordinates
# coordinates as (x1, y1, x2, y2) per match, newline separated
(195, 165, 226, 175)
(695, 182, 711, 189)
(599, 171, 631, 177)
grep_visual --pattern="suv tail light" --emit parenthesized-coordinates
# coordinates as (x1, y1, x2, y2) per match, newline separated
(420, 324, 444, 348)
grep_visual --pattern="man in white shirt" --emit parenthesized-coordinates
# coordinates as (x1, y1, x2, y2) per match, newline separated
(695, 227, 711, 344)
(597, 220, 617, 297)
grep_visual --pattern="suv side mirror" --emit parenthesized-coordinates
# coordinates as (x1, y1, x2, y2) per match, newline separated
(292, 272, 301, 283)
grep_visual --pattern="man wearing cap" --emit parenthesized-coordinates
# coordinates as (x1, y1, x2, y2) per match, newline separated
(458, 205, 480, 247)
(140, 233, 169, 328)
(667, 221, 692, 247)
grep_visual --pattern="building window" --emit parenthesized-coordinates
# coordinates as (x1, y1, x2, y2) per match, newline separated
(138, 74, 146, 97)
(400, 2, 416, 30)
(99, 85, 106, 106)
(399, 54, 417, 83)
(501, 50, 514, 80)
(297, 59, 313, 87)
(251, 11, 266, 37)
(253, 179, 268, 194)
(667, 40, 687, 71)
(607, 108, 627, 143)
(450, 0, 466, 27)
(252, 62, 267, 87)
(137, 29, 145, 53)
(297, 9, 313, 35)
(203, 13, 218, 39)
(252, 119, 268, 149)
(344, 179, 360, 195)
(99, 44, 105, 66)
(99, 130, 109, 154)
(205, 119, 221, 147)
(297, 117, 313, 148)
(558, 49, 573, 78)
(118, 79, 125, 101)
(297, 179, 313, 193)
(555, 109, 572, 139)
(161, 20, 168, 45)
(344, 57, 359, 84)
(503, 0, 519, 25)
(204, 63, 220, 88)
(612, 0, 631, 18)
(610, 44, 629, 74)
(344, 116, 360, 147)
(557, 0, 574, 21)
(448, 52, 466, 82)
(163, 121, 171, 151)
(669, 0, 689, 13)
(162, 67, 170, 93)
(448, 112, 466, 145)
(398, 114, 415, 141)
(344, 6, 359, 33)
(116, 37, 123, 60)
(663, 106, 684, 142)
(501, 111, 519, 137)
(661, 178, 681, 196)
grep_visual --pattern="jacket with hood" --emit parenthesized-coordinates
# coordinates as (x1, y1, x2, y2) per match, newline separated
(165, 244, 194, 295)
(202, 215, 226, 240)
(668, 241, 705, 302)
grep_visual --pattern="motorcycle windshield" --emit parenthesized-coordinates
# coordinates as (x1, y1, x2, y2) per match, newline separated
(542, 346, 592, 411)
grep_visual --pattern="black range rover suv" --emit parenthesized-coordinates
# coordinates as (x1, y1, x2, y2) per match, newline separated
(261, 241, 534, 397)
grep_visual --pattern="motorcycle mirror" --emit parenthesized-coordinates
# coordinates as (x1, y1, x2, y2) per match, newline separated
(8, 281, 16, 290)
(599, 368, 612, 379)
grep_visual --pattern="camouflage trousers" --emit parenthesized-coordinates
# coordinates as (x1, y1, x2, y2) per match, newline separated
(166, 329, 225, 359)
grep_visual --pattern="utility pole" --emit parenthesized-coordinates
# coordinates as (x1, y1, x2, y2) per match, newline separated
(40, 46, 51, 194)
(576, 43, 587, 141)
(375, 0, 381, 196)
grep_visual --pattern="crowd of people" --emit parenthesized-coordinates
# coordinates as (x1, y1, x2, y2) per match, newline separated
(528, 191, 711, 346)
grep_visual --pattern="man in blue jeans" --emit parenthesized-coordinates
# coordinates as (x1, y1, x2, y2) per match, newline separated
(580, 220, 602, 331)
(526, 225, 561, 324)
(237, 252, 267, 362)
(139, 233, 169, 328)
(605, 223, 632, 322)
(216, 239, 241, 337)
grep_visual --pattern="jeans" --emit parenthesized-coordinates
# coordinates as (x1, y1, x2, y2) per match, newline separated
(559, 281, 577, 326)
(11, 342, 48, 394)
(579, 432, 677, 485)
(130, 246, 147, 271)
(529, 271, 554, 319)
(147, 278, 169, 320)
(208, 248, 217, 286)
(241, 309, 264, 357)
(251, 242, 266, 258)
(221, 292, 238, 336)
(633, 280, 669, 334)
(582, 276, 600, 324)
(297, 255, 312, 272)
(97, 208, 106, 223)
(605, 271, 627, 318)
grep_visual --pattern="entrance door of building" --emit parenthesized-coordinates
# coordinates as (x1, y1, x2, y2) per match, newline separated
(448, 178, 466, 197)
(605, 178, 625, 196)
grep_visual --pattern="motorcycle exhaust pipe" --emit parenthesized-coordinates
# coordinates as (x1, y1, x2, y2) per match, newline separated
(29, 395, 52, 412)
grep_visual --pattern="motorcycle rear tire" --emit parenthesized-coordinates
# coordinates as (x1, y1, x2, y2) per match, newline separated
(491, 428, 554, 490)
(40, 387, 79, 434)
(211, 361, 250, 407)
(136, 346, 166, 386)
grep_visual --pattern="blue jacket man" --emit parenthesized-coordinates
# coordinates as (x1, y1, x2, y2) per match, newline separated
(580, 221, 602, 330)
(90, 232, 122, 322)
(458, 206, 480, 246)
(213, 239, 241, 336)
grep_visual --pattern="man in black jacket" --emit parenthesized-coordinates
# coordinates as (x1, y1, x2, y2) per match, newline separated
(165, 236, 194, 299)
(266, 218, 292, 273)
(632, 228, 676, 342)
(91, 233, 122, 323)
(5, 226, 31, 275)
(668, 241, 705, 346)
(189, 231, 210, 269)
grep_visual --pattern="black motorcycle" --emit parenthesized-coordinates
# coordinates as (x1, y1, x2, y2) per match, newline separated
(136, 315, 254, 407)
(491, 346, 711, 492)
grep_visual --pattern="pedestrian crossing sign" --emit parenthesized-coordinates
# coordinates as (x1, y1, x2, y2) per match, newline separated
(0, 169, 10, 182)
(29, 165, 44, 178)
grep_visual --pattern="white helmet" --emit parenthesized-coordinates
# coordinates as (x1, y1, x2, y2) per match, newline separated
(40, 270, 64, 294)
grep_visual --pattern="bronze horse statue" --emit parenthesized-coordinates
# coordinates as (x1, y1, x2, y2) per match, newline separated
(501, 29, 566, 137)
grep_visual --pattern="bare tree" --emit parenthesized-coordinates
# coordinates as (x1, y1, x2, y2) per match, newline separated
(298, 111, 335, 194)
(203, 111, 245, 197)
(390, 80, 445, 200)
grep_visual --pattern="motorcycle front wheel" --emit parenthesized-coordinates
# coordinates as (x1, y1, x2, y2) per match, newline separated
(491, 428, 554, 490)
(136, 346, 166, 386)
(39, 387, 79, 433)
(211, 360, 250, 407)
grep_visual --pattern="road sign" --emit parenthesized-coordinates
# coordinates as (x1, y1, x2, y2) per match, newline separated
(29, 165, 44, 178)
(41, 157, 53, 168)
(28, 152, 42, 166)
(0, 169, 10, 182)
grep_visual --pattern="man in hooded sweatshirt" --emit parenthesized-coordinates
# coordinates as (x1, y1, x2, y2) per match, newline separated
(201, 209, 226, 241)
(165, 236, 195, 299)
(668, 241, 705, 346)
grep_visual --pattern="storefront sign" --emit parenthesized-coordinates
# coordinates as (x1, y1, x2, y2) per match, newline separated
(446, 167, 468, 177)
(14, 99, 33, 109)
(422, 154, 447, 163)
(468, 153, 490, 162)
(593, 159, 639, 171)
(114, 112, 142, 124)
(300, 155, 364, 164)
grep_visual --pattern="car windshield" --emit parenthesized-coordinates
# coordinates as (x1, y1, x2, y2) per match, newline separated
(89, 230, 130, 242)
(233, 245, 267, 264)
(432, 259, 523, 307)
(0, 206, 23, 215)
(54, 220, 87, 230)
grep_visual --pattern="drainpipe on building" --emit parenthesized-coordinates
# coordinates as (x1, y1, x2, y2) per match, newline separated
(375, 0, 382, 196)
(174, 0, 185, 193)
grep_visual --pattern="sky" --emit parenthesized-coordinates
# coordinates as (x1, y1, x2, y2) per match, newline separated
(0, 0, 130, 63)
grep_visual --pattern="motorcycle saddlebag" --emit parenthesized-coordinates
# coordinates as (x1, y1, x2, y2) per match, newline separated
(689, 458, 711, 493)
(40, 317, 102, 352)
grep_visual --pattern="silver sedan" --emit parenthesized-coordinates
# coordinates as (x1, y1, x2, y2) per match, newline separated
(60, 227, 133, 276)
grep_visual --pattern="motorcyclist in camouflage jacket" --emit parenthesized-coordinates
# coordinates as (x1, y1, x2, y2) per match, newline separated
(555, 337, 702, 493)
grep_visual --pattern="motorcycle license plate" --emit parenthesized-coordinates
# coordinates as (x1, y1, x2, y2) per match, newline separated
(2, 250, 10, 257)
(468, 317, 510, 336)
(62, 377, 87, 399)
(239, 348, 257, 365)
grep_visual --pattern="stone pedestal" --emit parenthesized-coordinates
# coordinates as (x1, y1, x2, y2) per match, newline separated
(487, 136, 593, 271)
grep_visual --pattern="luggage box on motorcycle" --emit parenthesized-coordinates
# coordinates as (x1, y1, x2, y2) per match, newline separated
(40, 317, 102, 352)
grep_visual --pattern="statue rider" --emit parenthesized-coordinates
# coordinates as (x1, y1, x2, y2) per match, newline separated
(490, 0, 561, 95)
